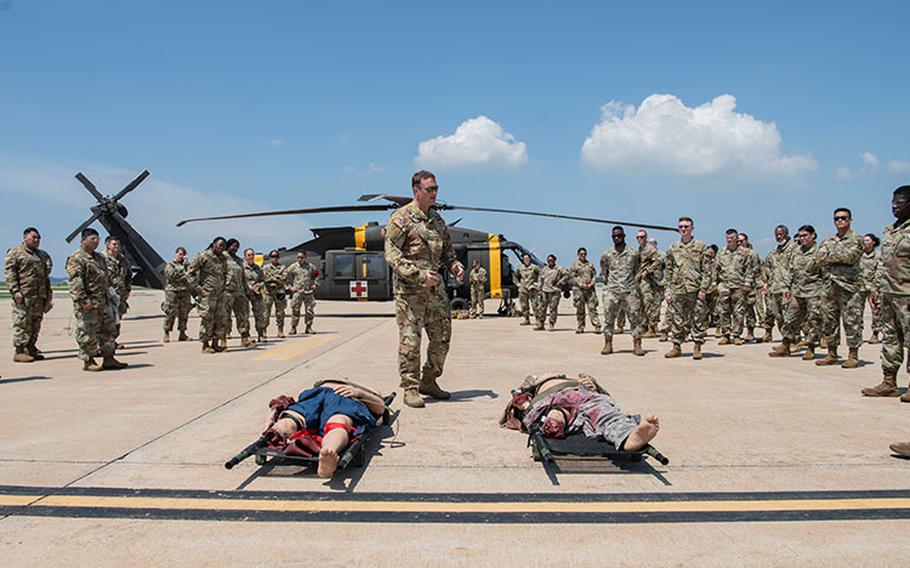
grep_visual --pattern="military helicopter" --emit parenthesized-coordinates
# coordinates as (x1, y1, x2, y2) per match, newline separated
(177, 194, 678, 313)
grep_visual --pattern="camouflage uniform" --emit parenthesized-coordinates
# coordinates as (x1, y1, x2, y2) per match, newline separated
(105, 251, 132, 320)
(763, 238, 797, 334)
(539, 264, 569, 328)
(600, 246, 641, 339)
(714, 246, 753, 340)
(637, 242, 664, 334)
(287, 260, 319, 331)
(162, 259, 192, 334)
(385, 200, 462, 391)
(188, 249, 228, 345)
(66, 247, 116, 362)
(703, 253, 719, 330)
(877, 218, 910, 379)
(244, 261, 268, 336)
(515, 263, 541, 323)
(4, 243, 52, 356)
(568, 259, 601, 331)
(742, 247, 762, 333)
(664, 239, 710, 345)
(468, 265, 487, 318)
(780, 242, 823, 345)
(818, 231, 865, 352)
(262, 262, 289, 334)
(860, 249, 882, 337)
(224, 254, 251, 338)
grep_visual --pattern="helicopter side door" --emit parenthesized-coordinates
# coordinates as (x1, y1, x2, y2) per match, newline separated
(323, 250, 392, 301)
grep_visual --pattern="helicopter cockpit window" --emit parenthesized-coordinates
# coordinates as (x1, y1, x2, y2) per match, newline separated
(334, 254, 355, 279)
(361, 253, 386, 279)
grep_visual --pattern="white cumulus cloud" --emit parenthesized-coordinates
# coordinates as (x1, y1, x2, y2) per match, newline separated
(580, 94, 816, 177)
(836, 151, 880, 179)
(415, 116, 528, 169)
(888, 160, 910, 173)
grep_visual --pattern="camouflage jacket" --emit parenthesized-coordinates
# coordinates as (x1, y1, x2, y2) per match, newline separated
(287, 261, 320, 295)
(385, 201, 460, 294)
(878, 218, 910, 296)
(764, 239, 796, 294)
(715, 246, 754, 292)
(637, 243, 664, 285)
(262, 262, 288, 294)
(568, 259, 597, 290)
(515, 264, 540, 292)
(860, 250, 880, 293)
(818, 230, 864, 293)
(664, 238, 710, 295)
(600, 246, 640, 294)
(745, 247, 762, 289)
(786, 243, 823, 298)
(469, 266, 487, 287)
(539, 265, 569, 293)
(225, 255, 248, 296)
(66, 248, 110, 307)
(105, 251, 132, 297)
(188, 249, 227, 294)
(4, 243, 52, 302)
(244, 262, 265, 298)
(164, 260, 191, 293)
(703, 255, 718, 295)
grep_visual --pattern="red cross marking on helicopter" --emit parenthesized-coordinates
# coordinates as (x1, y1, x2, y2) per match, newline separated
(350, 281, 368, 298)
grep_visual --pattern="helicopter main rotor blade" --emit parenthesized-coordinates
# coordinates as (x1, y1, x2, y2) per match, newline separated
(357, 194, 412, 206)
(75, 173, 106, 203)
(65, 213, 102, 243)
(438, 204, 679, 233)
(176, 204, 395, 227)
(112, 169, 150, 202)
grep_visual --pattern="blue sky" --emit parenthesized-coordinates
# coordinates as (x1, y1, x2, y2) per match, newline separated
(1, 0, 908, 275)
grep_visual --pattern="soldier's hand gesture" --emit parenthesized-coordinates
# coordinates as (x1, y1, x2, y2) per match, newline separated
(425, 269, 441, 288)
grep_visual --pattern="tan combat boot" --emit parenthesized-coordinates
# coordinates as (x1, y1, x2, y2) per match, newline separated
(733, 337, 745, 346)
(28, 346, 45, 360)
(889, 442, 910, 457)
(277, 329, 285, 339)
(642, 328, 657, 339)
(867, 332, 880, 344)
(534, 322, 544, 331)
(659, 332, 669, 342)
(593, 326, 602, 334)
(178, 331, 190, 341)
(13, 347, 34, 363)
(102, 355, 129, 370)
(403, 389, 426, 408)
(601, 337, 613, 355)
(841, 349, 861, 369)
(419, 381, 450, 400)
(633, 338, 645, 357)
(82, 358, 103, 372)
(305, 325, 314, 334)
(520, 317, 531, 326)
(290, 327, 298, 336)
(201, 341, 216, 354)
(693, 343, 703, 360)
(575, 326, 584, 334)
(213, 336, 227, 353)
(240, 335, 254, 348)
(861, 374, 900, 397)
(815, 348, 839, 366)
(664, 343, 682, 358)
(163, 331, 170, 343)
(547, 323, 555, 332)
(762, 328, 773, 343)
(614, 326, 624, 334)
(900, 390, 910, 403)
(718, 337, 731, 346)
(745, 327, 755, 342)
(801, 347, 815, 361)
(769, 339, 792, 357)
(819, 336, 828, 349)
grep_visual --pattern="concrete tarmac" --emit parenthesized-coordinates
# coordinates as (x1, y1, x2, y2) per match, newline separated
(1, 290, 909, 566)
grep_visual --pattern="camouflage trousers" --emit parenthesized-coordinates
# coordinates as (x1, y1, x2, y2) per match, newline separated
(880, 294, 910, 376)
(615, 304, 627, 329)
(782, 295, 822, 346)
(603, 290, 641, 339)
(539, 291, 561, 325)
(821, 283, 864, 350)
(638, 281, 662, 332)
(227, 292, 251, 336)
(669, 291, 708, 345)
(162, 290, 191, 333)
(197, 290, 228, 342)
(743, 289, 759, 329)
(395, 287, 451, 390)
(704, 292, 718, 328)
(517, 288, 538, 321)
(764, 291, 787, 333)
(250, 295, 267, 333)
(469, 284, 485, 317)
(658, 296, 674, 334)
(11, 299, 45, 349)
(716, 287, 747, 339)
(290, 292, 315, 329)
(572, 287, 600, 330)
(863, 292, 883, 335)
(73, 304, 116, 363)
(264, 291, 287, 332)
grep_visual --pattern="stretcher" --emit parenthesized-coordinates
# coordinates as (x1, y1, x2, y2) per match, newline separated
(529, 428, 669, 466)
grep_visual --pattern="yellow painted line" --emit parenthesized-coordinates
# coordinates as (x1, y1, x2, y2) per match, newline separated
(252, 337, 312, 361)
(354, 224, 366, 251)
(3, 495, 910, 514)
(487, 233, 502, 299)
(270, 335, 335, 361)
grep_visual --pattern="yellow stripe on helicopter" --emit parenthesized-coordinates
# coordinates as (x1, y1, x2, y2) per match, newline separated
(354, 224, 367, 251)
(487, 234, 502, 299)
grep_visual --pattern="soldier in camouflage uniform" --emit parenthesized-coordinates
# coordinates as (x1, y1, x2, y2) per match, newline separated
(224, 239, 254, 348)
(468, 259, 487, 319)
(515, 253, 540, 326)
(762, 225, 797, 343)
(715, 228, 754, 345)
(635, 231, 663, 338)
(385, 170, 465, 408)
(66, 228, 127, 371)
(188, 237, 228, 353)
(104, 236, 132, 346)
(243, 248, 268, 342)
(663, 216, 710, 360)
(863, 186, 910, 402)
(703, 244, 719, 332)
(861, 234, 882, 344)
(816, 208, 865, 368)
(770, 225, 824, 360)
(162, 247, 192, 342)
(287, 251, 320, 334)
(538, 254, 569, 331)
(600, 227, 645, 356)
(568, 247, 601, 333)
(736, 233, 762, 341)
(262, 250, 289, 338)
(5, 227, 53, 362)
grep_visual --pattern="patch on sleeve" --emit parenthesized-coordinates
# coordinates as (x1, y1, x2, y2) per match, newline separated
(393, 215, 406, 228)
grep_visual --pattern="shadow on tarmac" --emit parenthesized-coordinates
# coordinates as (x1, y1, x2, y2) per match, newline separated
(0, 375, 51, 385)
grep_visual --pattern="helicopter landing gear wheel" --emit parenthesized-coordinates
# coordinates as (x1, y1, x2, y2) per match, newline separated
(450, 297, 468, 311)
